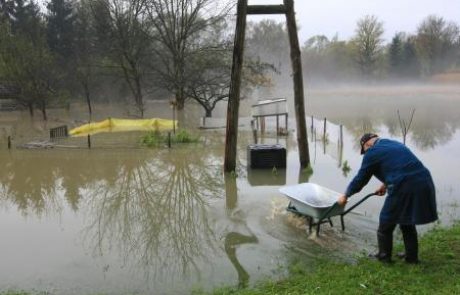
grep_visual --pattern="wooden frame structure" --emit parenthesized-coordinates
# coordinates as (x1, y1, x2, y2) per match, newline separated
(224, 0, 309, 172)
(251, 98, 288, 134)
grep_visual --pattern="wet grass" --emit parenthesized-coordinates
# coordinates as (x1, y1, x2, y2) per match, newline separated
(199, 222, 460, 295)
(2, 224, 459, 295)
(141, 129, 199, 147)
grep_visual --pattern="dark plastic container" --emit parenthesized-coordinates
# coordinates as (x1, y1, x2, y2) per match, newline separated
(247, 144, 286, 169)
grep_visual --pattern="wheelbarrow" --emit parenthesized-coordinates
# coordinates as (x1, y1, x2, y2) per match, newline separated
(279, 183, 376, 235)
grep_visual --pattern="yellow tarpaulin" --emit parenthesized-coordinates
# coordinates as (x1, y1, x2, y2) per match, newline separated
(69, 118, 177, 137)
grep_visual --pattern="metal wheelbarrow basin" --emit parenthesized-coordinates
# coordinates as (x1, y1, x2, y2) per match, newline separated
(279, 183, 376, 235)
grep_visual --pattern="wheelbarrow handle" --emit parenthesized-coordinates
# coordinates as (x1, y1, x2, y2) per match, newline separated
(342, 192, 378, 216)
(318, 192, 377, 224)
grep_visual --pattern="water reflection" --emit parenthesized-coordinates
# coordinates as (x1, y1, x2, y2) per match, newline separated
(0, 88, 459, 293)
(0, 152, 65, 215)
(224, 174, 259, 288)
(83, 147, 225, 280)
(309, 93, 460, 151)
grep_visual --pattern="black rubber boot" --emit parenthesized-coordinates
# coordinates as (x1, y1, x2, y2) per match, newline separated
(374, 229, 393, 263)
(400, 225, 419, 264)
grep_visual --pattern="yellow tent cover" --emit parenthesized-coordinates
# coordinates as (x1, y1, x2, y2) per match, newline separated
(69, 118, 177, 137)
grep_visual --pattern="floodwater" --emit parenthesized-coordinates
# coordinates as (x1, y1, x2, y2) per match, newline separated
(1, 85, 460, 294)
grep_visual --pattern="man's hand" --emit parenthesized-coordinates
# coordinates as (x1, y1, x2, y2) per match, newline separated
(375, 184, 386, 196)
(337, 195, 348, 207)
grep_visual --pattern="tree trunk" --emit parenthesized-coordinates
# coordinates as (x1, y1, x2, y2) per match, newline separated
(135, 76, 144, 118)
(205, 108, 212, 117)
(28, 103, 34, 117)
(175, 88, 185, 110)
(84, 83, 92, 119)
(41, 102, 47, 121)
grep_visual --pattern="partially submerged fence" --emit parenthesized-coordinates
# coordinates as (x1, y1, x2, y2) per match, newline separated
(50, 125, 68, 139)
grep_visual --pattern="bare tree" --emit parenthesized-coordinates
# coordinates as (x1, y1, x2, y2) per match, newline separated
(91, 0, 151, 117)
(416, 15, 460, 76)
(145, 0, 233, 110)
(398, 108, 415, 145)
(353, 15, 384, 78)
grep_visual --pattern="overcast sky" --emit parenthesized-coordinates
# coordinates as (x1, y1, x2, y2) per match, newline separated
(247, 0, 460, 43)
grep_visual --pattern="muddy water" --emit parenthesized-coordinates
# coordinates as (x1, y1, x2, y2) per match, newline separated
(1, 86, 460, 294)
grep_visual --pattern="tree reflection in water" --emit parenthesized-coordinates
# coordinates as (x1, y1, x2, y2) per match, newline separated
(0, 152, 63, 216)
(82, 147, 225, 280)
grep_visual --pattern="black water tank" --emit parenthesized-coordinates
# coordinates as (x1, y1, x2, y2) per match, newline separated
(247, 144, 286, 169)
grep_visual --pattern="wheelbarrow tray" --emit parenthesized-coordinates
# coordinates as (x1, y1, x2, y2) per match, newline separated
(279, 183, 344, 219)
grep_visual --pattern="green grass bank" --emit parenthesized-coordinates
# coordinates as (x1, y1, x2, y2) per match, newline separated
(1, 223, 459, 295)
(200, 222, 460, 295)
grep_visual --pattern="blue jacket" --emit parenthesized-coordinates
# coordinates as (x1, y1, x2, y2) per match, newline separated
(345, 138, 438, 225)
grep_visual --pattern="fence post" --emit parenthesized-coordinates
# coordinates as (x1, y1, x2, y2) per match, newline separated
(339, 124, 343, 147)
(311, 116, 314, 133)
(323, 118, 327, 139)
(87, 134, 91, 149)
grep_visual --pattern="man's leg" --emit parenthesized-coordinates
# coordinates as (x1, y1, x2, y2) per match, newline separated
(400, 224, 419, 263)
(375, 223, 396, 262)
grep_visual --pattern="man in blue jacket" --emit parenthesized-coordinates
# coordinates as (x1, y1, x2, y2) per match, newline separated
(337, 133, 438, 263)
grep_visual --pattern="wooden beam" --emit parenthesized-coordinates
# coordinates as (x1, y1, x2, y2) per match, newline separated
(284, 0, 310, 167)
(247, 5, 286, 15)
(224, 0, 248, 172)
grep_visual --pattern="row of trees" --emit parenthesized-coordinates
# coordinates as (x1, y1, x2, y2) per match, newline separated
(250, 15, 460, 85)
(0, 0, 275, 120)
(1, 1, 459, 120)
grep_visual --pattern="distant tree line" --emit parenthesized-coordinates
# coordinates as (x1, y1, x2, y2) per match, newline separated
(247, 15, 460, 85)
(1, 2, 459, 120)
(0, 0, 275, 120)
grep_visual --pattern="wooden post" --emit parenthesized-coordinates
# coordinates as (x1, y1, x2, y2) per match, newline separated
(311, 116, 314, 133)
(251, 120, 258, 144)
(276, 114, 280, 135)
(8, 136, 11, 149)
(87, 134, 91, 149)
(173, 104, 176, 134)
(339, 124, 343, 147)
(285, 0, 309, 167)
(285, 113, 288, 133)
(168, 132, 171, 148)
(323, 117, 327, 140)
(224, 0, 248, 172)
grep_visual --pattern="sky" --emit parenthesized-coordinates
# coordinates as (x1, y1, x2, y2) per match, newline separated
(248, 0, 460, 43)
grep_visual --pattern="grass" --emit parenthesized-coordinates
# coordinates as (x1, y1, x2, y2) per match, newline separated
(342, 160, 351, 176)
(2, 224, 459, 295)
(198, 222, 460, 295)
(140, 129, 199, 147)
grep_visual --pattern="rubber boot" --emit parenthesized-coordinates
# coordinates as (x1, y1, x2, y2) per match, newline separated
(401, 225, 419, 264)
(375, 230, 393, 263)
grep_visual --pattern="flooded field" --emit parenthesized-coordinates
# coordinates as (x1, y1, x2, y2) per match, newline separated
(1, 85, 460, 294)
